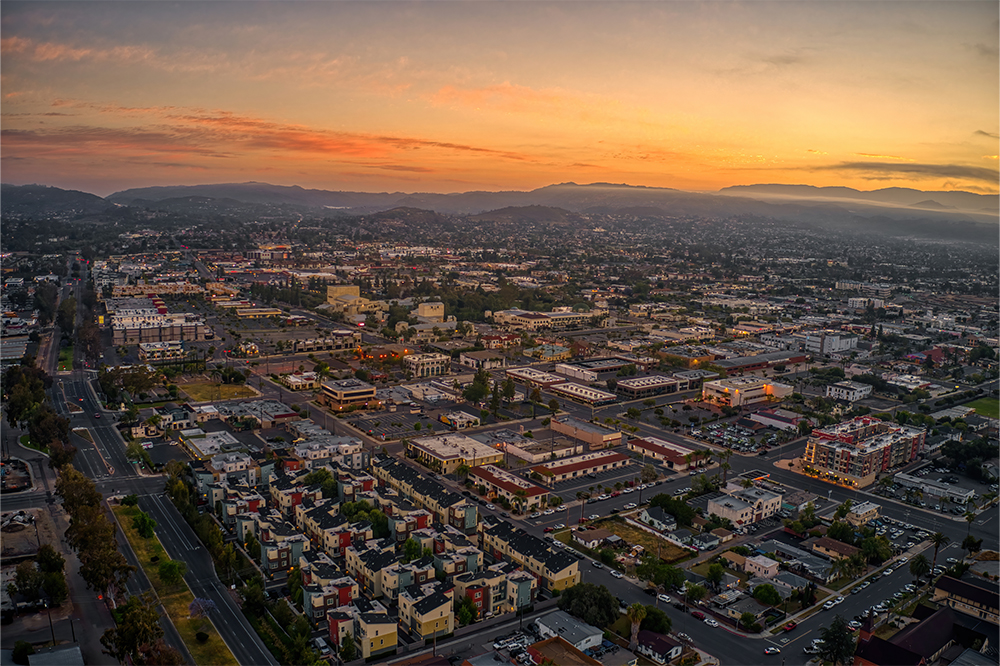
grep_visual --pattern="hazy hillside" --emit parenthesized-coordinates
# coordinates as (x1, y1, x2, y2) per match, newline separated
(1, 184, 111, 218)
(719, 183, 998, 213)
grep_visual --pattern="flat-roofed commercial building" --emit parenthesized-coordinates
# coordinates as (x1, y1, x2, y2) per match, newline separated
(469, 465, 550, 512)
(846, 501, 880, 527)
(138, 340, 186, 363)
(628, 437, 698, 471)
(505, 366, 566, 388)
(530, 450, 630, 487)
(615, 374, 681, 399)
(320, 379, 379, 410)
(550, 416, 622, 449)
(403, 352, 450, 379)
(802, 416, 925, 488)
(825, 381, 873, 402)
(406, 433, 503, 474)
(549, 382, 617, 406)
(702, 377, 793, 408)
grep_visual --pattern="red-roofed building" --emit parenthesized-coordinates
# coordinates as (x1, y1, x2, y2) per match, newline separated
(530, 450, 630, 487)
(628, 436, 699, 471)
(470, 464, 550, 512)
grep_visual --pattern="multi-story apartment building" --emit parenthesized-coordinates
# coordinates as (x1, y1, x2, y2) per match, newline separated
(371, 457, 479, 535)
(707, 485, 782, 526)
(802, 416, 926, 488)
(380, 557, 437, 604)
(326, 599, 396, 660)
(299, 554, 360, 625)
(190, 451, 275, 496)
(701, 377, 793, 408)
(344, 543, 399, 599)
(403, 353, 450, 379)
(397, 582, 454, 641)
(480, 520, 580, 592)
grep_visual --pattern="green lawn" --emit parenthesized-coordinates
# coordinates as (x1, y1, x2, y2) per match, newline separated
(57, 345, 74, 372)
(113, 505, 238, 666)
(964, 397, 999, 420)
(179, 382, 256, 402)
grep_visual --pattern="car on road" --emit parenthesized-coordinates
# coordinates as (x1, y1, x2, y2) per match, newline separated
(624, 502, 637, 510)
(703, 618, 719, 627)
(691, 611, 705, 620)
(486, 504, 496, 510)
(764, 647, 781, 655)
(592, 561, 603, 568)
(658, 594, 671, 603)
(803, 645, 822, 655)
(823, 600, 836, 610)
(834, 596, 845, 605)
(530, 512, 541, 519)
(94, 412, 101, 419)
(783, 622, 797, 632)
(946, 557, 958, 564)
(848, 620, 862, 630)
(543, 508, 556, 515)
(543, 527, 554, 533)
(611, 570, 624, 579)
(588, 514, 600, 520)
(554, 523, 565, 529)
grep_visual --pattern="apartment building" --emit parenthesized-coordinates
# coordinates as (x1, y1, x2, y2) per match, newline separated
(702, 377, 793, 408)
(804, 330, 858, 355)
(344, 543, 399, 599)
(802, 416, 926, 488)
(398, 582, 455, 640)
(381, 557, 437, 604)
(480, 521, 580, 592)
(932, 576, 999, 626)
(846, 501, 881, 527)
(371, 457, 479, 534)
(550, 416, 622, 449)
(707, 485, 782, 525)
(492, 308, 591, 331)
(326, 599, 396, 660)
(454, 562, 519, 617)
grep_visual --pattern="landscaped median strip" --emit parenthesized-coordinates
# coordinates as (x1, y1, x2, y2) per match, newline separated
(112, 503, 239, 666)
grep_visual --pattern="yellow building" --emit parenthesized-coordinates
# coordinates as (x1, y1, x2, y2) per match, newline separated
(398, 587, 454, 641)
(357, 613, 397, 659)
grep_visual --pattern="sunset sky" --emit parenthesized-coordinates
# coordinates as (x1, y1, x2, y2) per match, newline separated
(2, 1, 997, 196)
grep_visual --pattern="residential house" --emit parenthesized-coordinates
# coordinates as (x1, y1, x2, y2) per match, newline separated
(535, 610, 603, 652)
(745, 555, 779, 579)
(636, 630, 683, 665)
(638, 506, 677, 533)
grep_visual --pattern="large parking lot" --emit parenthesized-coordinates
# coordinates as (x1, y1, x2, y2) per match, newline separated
(874, 460, 999, 513)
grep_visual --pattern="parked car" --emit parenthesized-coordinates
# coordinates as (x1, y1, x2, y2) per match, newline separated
(691, 611, 706, 620)
(658, 594, 671, 603)
(783, 622, 797, 632)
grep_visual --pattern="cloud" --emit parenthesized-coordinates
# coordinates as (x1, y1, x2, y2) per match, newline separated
(853, 153, 912, 161)
(813, 161, 999, 184)
(1, 36, 154, 63)
(974, 130, 999, 140)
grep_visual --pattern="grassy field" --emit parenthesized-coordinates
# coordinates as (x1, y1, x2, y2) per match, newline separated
(179, 382, 256, 402)
(965, 397, 999, 420)
(592, 517, 690, 564)
(113, 505, 239, 666)
(71, 428, 94, 442)
(57, 345, 74, 372)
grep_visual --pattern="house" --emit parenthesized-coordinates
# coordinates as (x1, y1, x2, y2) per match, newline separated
(691, 533, 719, 551)
(639, 506, 677, 533)
(846, 501, 881, 527)
(744, 555, 779, 579)
(525, 636, 602, 666)
(573, 528, 615, 551)
(710, 528, 734, 543)
(812, 536, 861, 561)
(720, 551, 746, 571)
(636, 630, 683, 664)
(458, 350, 507, 371)
(725, 597, 769, 623)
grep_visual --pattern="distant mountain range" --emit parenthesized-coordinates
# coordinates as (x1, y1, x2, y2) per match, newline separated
(3, 181, 997, 243)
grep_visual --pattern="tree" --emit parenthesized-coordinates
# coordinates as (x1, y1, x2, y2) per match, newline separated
(640, 464, 658, 484)
(339, 634, 357, 662)
(132, 511, 157, 539)
(43, 571, 69, 605)
(402, 538, 422, 563)
(739, 611, 758, 631)
(12, 640, 34, 665)
(639, 605, 671, 634)
(158, 560, 187, 586)
(753, 584, 782, 606)
(454, 464, 471, 481)
(965, 512, 976, 535)
(962, 535, 983, 557)
(36, 544, 65, 574)
(909, 554, 931, 582)
(827, 521, 855, 545)
(685, 583, 708, 608)
(626, 603, 647, 651)
(556, 582, 618, 628)
(455, 595, 478, 626)
(7, 561, 44, 601)
(818, 615, 856, 666)
(705, 563, 725, 592)
(101, 593, 164, 664)
(55, 464, 102, 516)
(930, 532, 950, 570)
(834, 499, 854, 521)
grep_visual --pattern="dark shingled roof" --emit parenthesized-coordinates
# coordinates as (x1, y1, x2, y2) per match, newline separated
(854, 635, 924, 666)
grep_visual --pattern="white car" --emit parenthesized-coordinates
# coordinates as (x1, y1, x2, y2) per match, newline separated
(611, 570, 624, 579)
(704, 618, 719, 627)
(623, 488, 635, 494)
(554, 523, 565, 530)
(834, 596, 845, 605)
(823, 600, 836, 610)
(530, 512, 541, 519)
(588, 514, 600, 520)
(486, 504, 496, 510)
(543, 508, 556, 515)
(624, 502, 637, 510)
(658, 594, 671, 603)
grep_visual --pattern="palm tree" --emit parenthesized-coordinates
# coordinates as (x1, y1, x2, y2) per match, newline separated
(929, 532, 950, 570)
(965, 512, 975, 535)
(626, 603, 647, 651)
(908, 554, 930, 583)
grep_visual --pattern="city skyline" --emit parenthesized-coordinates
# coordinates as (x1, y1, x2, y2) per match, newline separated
(1, 1, 998, 197)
